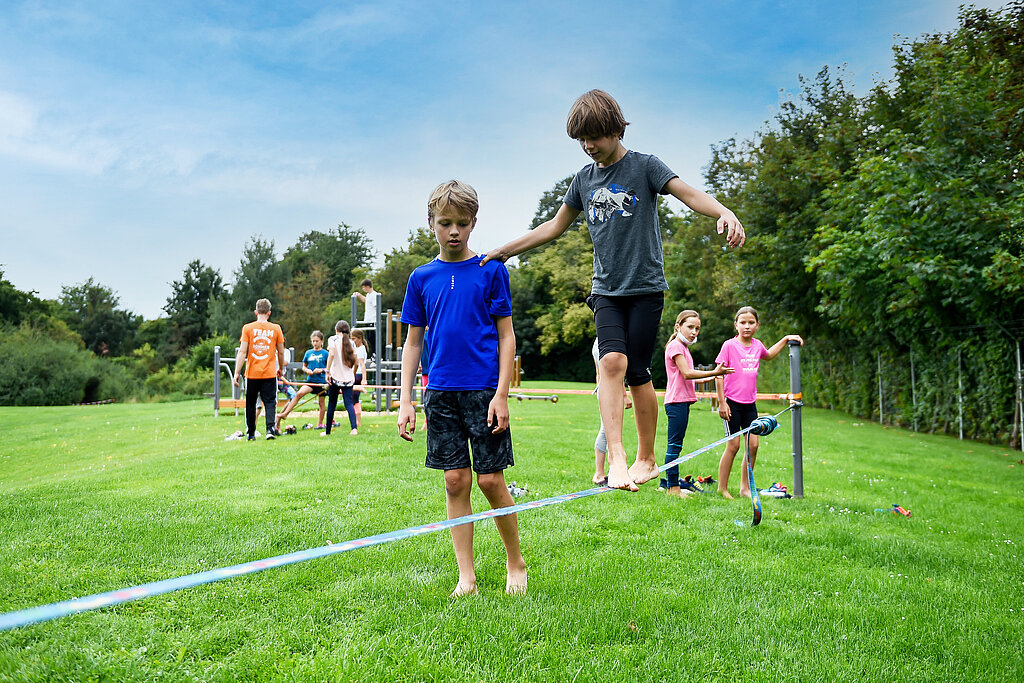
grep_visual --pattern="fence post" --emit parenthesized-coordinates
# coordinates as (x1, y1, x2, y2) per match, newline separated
(910, 349, 917, 432)
(789, 340, 804, 499)
(213, 345, 221, 417)
(877, 351, 883, 425)
(958, 348, 964, 440)
(1017, 339, 1023, 453)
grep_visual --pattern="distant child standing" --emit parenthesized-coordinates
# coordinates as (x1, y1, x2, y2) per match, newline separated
(353, 279, 379, 355)
(233, 298, 286, 441)
(276, 330, 330, 431)
(398, 180, 527, 598)
(660, 310, 733, 497)
(351, 328, 368, 427)
(715, 306, 802, 499)
(324, 320, 360, 437)
(483, 89, 745, 491)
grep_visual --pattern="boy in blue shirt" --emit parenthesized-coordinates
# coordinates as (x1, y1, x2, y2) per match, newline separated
(398, 180, 527, 598)
(483, 89, 746, 492)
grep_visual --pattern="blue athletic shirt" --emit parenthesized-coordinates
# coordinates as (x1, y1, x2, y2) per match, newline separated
(400, 255, 512, 390)
(303, 348, 329, 384)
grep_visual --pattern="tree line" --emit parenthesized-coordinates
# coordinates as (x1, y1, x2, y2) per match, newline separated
(1, 4, 1021, 445)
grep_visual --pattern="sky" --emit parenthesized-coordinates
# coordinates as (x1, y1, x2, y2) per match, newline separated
(0, 0, 1007, 319)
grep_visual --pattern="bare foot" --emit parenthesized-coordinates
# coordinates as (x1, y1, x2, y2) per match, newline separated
(665, 486, 691, 499)
(628, 458, 659, 486)
(607, 460, 638, 491)
(739, 489, 751, 499)
(718, 488, 734, 500)
(450, 581, 478, 598)
(506, 564, 528, 595)
(592, 474, 608, 486)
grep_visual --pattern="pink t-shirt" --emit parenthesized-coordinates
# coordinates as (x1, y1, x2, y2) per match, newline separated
(715, 337, 769, 404)
(664, 338, 697, 404)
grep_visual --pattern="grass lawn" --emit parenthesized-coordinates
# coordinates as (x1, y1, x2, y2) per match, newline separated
(1, 385, 1022, 682)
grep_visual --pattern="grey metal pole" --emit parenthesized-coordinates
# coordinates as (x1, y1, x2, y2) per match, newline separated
(877, 351, 883, 425)
(213, 345, 221, 417)
(350, 294, 358, 332)
(910, 349, 917, 432)
(958, 348, 964, 440)
(789, 340, 804, 499)
(1017, 339, 1023, 453)
(375, 293, 383, 412)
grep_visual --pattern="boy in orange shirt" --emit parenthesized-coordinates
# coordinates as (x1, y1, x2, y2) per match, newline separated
(233, 298, 287, 441)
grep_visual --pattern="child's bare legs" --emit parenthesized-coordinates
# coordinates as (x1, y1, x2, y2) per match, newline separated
(444, 467, 478, 597)
(593, 447, 607, 485)
(275, 386, 310, 431)
(317, 394, 326, 427)
(627, 381, 659, 485)
(476, 471, 528, 595)
(738, 435, 759, 498)
(717, 436, 741, 499)
(598, 352, 636, 491)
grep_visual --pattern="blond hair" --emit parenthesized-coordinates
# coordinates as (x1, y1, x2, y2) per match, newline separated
(255, 298, 272, 314)
(428, 180, 479, 219)
(566, 89, 630, 140)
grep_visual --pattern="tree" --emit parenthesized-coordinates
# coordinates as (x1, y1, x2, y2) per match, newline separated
(57, 278, 140, 356)
(164, 260, 224, 357)
(0, 269, 46, 326)
(372, 226, 441, 313)
(273, 262, 333, 354)
(282, 224, 375, 301)
(210, 236, 286, 336)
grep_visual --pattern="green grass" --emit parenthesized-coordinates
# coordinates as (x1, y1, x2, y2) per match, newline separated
(1, 386, 1023, 682)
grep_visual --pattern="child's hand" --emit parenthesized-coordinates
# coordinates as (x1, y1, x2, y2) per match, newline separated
(717, 212, 746, 248)
(487, 396, 510, 433)
(232, 373, 240, 387)
(787, 334, 804, 345)
(479, 248, 509, 266)
(719, 403, 731, 421)
(715, 363, 735, 376)
(397, 403, 417, 441)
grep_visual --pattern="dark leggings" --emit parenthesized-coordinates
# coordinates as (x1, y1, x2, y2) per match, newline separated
(660, 402, 692, 489)
(589, 292, 664, 386)
(245, 377, 278, 437)
(325, 382, 358, 433)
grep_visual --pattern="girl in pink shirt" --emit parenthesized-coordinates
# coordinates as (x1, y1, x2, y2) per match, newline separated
(661, 310, 733, 498)
(714, 306, 802, 499)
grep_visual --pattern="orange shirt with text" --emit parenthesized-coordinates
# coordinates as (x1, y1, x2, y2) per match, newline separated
(240, 320, 285, 379)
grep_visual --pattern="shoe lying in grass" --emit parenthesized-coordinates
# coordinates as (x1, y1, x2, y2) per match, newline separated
(759, 482, 792, 498)
(507, 481, 530, 498)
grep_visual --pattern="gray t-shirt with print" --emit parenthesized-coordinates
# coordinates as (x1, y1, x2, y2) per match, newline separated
(563, 150, 677, 296)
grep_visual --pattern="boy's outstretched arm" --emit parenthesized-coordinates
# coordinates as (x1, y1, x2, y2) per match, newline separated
(480, 204, 581, 265)
(397, 325, 424, 441)
(663, 177, 745, 248)
(487, 316, 516, 433)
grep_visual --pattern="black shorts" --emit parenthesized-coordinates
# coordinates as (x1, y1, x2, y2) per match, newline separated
(305, 383, 328, 397)
(587, 291, 664, 386)
(726, 399, 759, 436)
(423, 389, 514, 474)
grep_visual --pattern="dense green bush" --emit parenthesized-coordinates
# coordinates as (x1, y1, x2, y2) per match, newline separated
(0, 324, 139, 406)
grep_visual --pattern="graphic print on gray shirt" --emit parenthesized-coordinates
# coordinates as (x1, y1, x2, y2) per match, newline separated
(563, 150, 677, 297)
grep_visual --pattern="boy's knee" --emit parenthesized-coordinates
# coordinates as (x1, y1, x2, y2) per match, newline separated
(599, 352, 627, 376)
(476, 472, 506, 495)
(444, 469, 472, 496)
